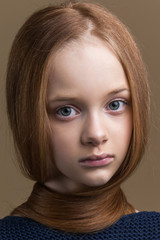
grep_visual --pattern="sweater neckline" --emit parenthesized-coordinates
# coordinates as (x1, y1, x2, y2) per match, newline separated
(8, 211, 156, 224)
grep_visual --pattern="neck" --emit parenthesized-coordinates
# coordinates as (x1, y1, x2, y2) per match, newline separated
(11, 182, 135, 233)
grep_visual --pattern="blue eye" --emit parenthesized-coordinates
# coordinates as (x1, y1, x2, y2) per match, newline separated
(108, 100, 126, 111)
(56, 106, 77, 118)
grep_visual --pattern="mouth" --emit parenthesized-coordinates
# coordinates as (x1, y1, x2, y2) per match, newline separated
(79, 153, 114, 167)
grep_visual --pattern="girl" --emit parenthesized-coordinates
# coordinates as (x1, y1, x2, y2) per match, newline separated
(0, 1, 159, 239)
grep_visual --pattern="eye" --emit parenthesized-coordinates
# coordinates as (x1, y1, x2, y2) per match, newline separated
(108, 100, 127, 112)
(56, 106, 78, 119)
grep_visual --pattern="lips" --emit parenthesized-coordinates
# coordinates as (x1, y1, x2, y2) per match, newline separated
(79, 153, 114, 167)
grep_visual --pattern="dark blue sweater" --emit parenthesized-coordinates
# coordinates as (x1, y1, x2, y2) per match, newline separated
(0, 211, 160, 239)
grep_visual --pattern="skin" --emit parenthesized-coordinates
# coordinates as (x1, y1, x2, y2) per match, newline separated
(45, 35, 132, 194)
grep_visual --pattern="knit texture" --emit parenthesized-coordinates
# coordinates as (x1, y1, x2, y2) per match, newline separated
(0, 211, 160, 239)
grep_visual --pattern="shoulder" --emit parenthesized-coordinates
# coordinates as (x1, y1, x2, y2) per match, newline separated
(0, 212, 160, 239)
(0, 216, 40, 239)
(0, 216, 61, 240)
(104, 211, 160, 239)
(120, 211, 160, 225)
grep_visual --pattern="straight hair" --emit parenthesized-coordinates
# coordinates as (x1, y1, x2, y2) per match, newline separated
(6, 1, 150, 233)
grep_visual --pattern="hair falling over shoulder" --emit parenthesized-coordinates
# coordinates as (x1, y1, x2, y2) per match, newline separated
(7, 1, 150, 233)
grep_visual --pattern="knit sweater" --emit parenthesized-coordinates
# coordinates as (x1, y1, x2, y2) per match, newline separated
(0, 211, 160, 239)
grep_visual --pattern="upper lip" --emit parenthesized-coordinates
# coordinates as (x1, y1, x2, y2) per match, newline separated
(79, 153, 114, 162)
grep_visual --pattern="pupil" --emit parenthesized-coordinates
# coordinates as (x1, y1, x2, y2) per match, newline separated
(110, 101, 119, 110)
(61, 107, 71, 116)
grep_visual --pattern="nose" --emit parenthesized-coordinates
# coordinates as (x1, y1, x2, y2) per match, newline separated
(80, 114, 108, 147)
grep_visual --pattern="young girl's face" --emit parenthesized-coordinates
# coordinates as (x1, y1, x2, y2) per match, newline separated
(46, 35, 132, 193)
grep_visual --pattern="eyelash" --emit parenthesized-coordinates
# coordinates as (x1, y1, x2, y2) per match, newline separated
(55, 99, 129, 120)
(107, 100, 128, 113)
(55, 105, 79, 120)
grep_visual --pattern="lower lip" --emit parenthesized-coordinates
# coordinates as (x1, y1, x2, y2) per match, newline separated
(79, 157, 114, 167)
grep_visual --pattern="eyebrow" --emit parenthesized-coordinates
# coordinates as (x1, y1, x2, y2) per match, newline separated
(48, 96, 78, 103)
(107, 88, 130, 97)
(48, 88, 130, 104)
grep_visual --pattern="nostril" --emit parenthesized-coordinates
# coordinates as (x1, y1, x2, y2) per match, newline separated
(80, 128, 108, 146)
(87, 140, 99, 146)
(86, 136, 107, 146)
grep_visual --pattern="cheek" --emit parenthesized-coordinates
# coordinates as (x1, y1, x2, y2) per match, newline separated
(110, 113, 132, 148)
(118, 118, 132, 140)
(124, 112, 133, 140)
(121, 115, 132, 151)
(49, 124, 79, 156)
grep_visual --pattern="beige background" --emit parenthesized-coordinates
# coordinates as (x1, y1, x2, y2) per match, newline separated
(0, 0, 160, 218)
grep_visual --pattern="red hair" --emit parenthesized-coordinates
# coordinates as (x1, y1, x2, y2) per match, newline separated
(7, 1, 149, 233)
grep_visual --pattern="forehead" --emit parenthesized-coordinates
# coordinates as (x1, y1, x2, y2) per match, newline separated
(47, 35, 129, 99)
(48, 32, 120, 74)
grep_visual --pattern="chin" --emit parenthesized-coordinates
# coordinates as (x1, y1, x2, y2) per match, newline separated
(85, 176, 112, 188)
